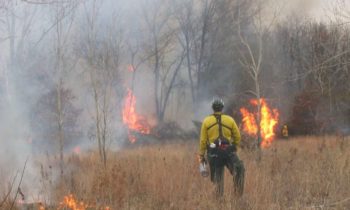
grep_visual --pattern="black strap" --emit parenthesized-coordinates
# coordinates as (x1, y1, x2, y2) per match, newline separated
(207, 122, 217, 130)
(206, 114, 234, 147)
(214, 114, 224, 139)
(208, 114, 233, 141)
(206, 115, 220, 146)
(207, 115, 232, 132)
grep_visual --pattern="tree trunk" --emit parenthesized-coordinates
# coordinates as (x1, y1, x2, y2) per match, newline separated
(6, 0, 16, 103)
(185, 35, 195, 104)
(57, 81, 64, 175)
(159, 55, 185, 122)
(56, 10, 64, 174)
(93, 84, 103, 163)
(254, 72, 262, 148)
(154, 38, 161, 121)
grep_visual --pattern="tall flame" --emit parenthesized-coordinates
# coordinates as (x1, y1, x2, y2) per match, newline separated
(240, 98, 279, 148)
(122, 88, 151, 142)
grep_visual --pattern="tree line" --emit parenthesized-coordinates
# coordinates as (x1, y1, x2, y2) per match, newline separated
(0, 0, 349, 166)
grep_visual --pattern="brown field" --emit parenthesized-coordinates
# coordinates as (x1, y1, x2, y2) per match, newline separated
(3, 136, 350, 210)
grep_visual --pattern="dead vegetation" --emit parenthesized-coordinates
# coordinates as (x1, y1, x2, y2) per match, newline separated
(3, 136, 350, 210)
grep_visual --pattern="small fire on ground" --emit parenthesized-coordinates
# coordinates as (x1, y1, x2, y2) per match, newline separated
(122, 88, 151, 143)
(240, 98, 279, 148)
(57, 194, 88, 210)
(57, 194, 110, 210)
(19, 194, 109, 210)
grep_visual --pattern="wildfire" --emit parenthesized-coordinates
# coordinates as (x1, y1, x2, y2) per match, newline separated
(122, 88, 151, 143)
(39, 203, 45, 210)
(240, 98, 279, 148)
(57, 194, 110, 210)
(58, 194, 88, 210)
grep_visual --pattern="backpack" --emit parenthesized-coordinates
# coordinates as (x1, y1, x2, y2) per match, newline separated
(207, 114, 236, 152)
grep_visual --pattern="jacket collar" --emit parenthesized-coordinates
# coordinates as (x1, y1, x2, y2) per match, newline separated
(213, 112, 222, 115)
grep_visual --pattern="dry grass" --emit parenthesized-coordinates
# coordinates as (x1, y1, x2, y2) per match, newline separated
(42, 136, 350, 209)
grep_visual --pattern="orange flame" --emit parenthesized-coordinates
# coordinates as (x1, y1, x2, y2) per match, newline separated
(122, 88, 151, 143)
(240, 98, 279, 148)
(240, 108, 258, 136)
(73, 146, 81, 154)
(127, 64, 135, 72)
(57, 194, 110, 210)
(58, 194, 88, 210)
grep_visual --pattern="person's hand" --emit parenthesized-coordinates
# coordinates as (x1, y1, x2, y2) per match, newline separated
(232, 144, 237, 152)
(198, 154, 206, 163)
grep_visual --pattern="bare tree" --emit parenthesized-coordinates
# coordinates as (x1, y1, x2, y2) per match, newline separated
(173, 0, 197, 105)
(175, 0, 242, 106)
(140, 0, 186, 123)
(46, 0, 79, 174)
(80, 0, 123, 167)
(0, 1, 37, 104)
(0, 0, 10, 16)
(273, 15, 350, 134)
(237, 0, 279, 148)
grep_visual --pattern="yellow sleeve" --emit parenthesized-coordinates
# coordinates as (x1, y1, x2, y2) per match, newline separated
(199, 120, 208, 156)
(231, 120, 241, 146)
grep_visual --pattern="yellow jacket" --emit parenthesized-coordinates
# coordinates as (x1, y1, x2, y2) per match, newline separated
(282, 126, 288, 137)
(199, 112, 241, 156)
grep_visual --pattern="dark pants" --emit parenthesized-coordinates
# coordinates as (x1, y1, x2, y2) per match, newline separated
(207, 147, 245, 197)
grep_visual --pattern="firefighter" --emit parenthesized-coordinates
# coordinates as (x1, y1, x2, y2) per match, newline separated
(199, 98, 245, 196)
(282, 124, 289, 139)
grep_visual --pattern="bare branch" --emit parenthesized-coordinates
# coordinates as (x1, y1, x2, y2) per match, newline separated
(9, 157, 28, 210)
(0, 172, 19, 208)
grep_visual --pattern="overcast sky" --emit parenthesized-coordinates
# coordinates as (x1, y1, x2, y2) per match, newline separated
(291, 0, 349, 22)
